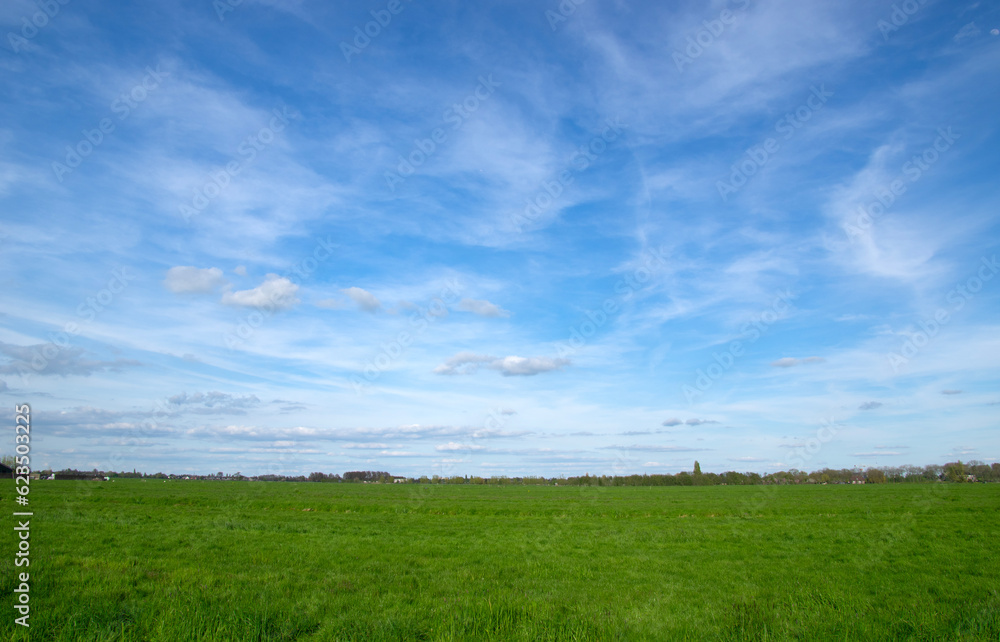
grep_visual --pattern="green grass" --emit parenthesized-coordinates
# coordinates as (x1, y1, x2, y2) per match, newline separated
(2, 480, 998, 640)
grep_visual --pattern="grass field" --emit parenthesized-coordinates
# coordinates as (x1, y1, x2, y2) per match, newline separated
(2, 480, 998, 641)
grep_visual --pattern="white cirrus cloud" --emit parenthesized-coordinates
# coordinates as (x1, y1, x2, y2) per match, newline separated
(685, 418, 718, 426)
(221, 274, 299, 310)
(605, 444, 708, 452)
(953, 22, 980, 43)
(164, 266, 227, 294)
(341, 287, 381, 312)
(771, 356, 825, 368)
(457, 298, 510, 318)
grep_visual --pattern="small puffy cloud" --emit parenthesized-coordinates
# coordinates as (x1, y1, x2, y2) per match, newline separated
(234, 265, 247, 276)
(941, 389, 962, 395)
(164, 266, 227, 294)
(493, 356, 569, 376)
(858, 401, 883, 410)
(222, 274, 299, 310)
(771, 356, 825, 368)
(435, 442, 485, 451)
(433, 352, 496, 375)
(457, 298, 510, 318)
(500, 408, 517, 416)
(167, 391, 261, 414)
(341, 287, 381, 312)
(662, 417, 717, 427)
(434, 353, 568, 376)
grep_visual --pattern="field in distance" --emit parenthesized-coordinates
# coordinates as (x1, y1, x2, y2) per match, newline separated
(1, 480, 998, 641)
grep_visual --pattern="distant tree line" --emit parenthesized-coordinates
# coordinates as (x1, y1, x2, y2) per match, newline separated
(391, 461, 999, 486)
(6, 461, 997, 484)
(343, 471, 393, 482)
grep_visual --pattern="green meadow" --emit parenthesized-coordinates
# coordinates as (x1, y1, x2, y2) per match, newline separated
(2, 480, 998, 641)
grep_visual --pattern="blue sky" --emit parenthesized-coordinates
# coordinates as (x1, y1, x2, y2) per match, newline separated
(1, 0, 998, 477)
